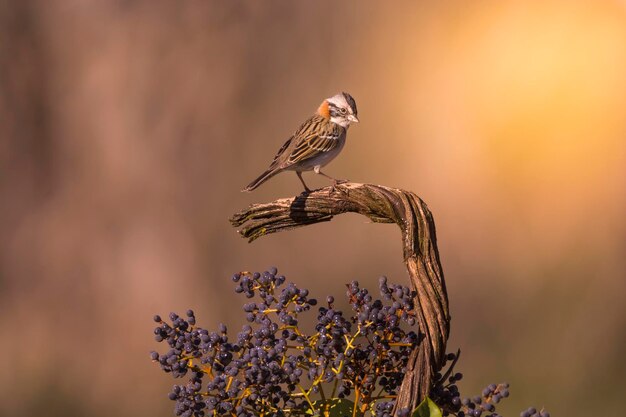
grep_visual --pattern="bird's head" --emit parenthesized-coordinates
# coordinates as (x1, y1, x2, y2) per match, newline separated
(317, 92, 359, 128)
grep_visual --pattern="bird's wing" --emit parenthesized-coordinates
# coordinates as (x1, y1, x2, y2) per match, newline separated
(267, 136, 294, 169)
(285, 117, 343, 166)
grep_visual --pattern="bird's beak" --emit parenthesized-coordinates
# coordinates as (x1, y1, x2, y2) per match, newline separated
(348, 114, 359, 123)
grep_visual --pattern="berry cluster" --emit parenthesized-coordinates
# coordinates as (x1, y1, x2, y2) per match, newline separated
(151, 268, 419, 417)
(430, 352, 549, 417)
(151, 267, 550, 417)
(519, 407, 550, 417)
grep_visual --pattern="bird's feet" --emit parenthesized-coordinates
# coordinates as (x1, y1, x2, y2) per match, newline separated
(329, 178, 350, 195)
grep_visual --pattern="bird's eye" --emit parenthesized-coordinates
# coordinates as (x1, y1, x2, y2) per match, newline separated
(339, 108, 347, 115)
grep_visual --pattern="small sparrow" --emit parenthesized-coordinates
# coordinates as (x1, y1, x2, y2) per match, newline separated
(243, 92, 359, 193)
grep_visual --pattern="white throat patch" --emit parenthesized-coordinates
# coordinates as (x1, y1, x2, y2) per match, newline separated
(330, 116, 351, 128)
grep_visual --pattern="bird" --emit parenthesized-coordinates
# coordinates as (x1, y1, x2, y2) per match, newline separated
(243, 92, 359, 193)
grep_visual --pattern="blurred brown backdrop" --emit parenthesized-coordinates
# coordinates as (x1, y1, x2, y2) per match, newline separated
(1, 1, 625, 416)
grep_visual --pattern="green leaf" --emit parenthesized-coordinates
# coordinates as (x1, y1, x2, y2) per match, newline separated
(411, 397, 443, 417)
(306, 398, 358, 417)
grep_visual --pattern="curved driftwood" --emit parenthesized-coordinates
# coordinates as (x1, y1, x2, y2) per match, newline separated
(230, 182, 450, 414)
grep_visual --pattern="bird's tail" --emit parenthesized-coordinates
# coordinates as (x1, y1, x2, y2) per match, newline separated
(242, 167, 280, 192)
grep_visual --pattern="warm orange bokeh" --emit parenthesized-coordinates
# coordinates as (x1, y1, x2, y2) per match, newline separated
(1, 2, 624, 417)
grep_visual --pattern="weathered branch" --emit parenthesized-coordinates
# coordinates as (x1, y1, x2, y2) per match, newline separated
(230, 182, 450, 413)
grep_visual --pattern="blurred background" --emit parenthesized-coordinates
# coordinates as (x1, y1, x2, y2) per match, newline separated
(1, 1, 625, 416)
